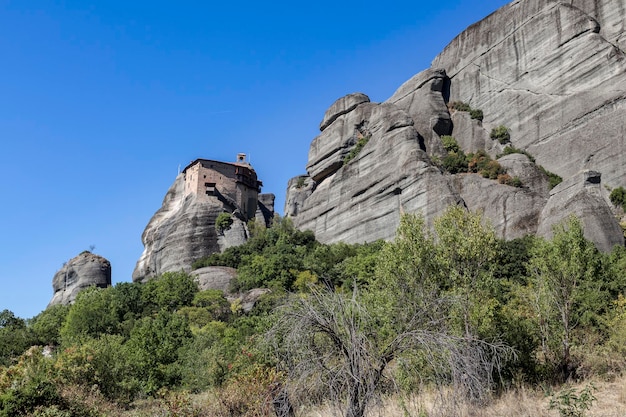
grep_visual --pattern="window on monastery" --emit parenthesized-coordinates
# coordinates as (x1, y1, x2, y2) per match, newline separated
(205, 182, 216, 196)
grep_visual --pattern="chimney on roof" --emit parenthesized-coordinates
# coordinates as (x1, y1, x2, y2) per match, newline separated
(237, 153, 247, 163)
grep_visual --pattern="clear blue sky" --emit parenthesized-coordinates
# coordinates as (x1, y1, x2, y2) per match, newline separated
(0, 0, 510, 319)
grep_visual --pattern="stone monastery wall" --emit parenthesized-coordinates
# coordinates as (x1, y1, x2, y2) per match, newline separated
(183, 157, 261, 220)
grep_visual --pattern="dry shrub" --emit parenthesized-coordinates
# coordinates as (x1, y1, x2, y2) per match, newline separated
(205, 365, 282, 417)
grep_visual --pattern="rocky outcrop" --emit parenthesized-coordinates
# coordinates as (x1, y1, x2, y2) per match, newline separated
(537, 170, 624, 251)
(192, 266, 237, 293)
(290, 98, 462, 244)
(432, 0, 626, 188)
(285, 0, 625, 251)
(133, 173, 274, 282)
(255, 193, 275, 227)
(455, 174, 547, 240)
(387, 68, 451, 157)
(48, 252, 111, 307)
(498, 154, 551, 199)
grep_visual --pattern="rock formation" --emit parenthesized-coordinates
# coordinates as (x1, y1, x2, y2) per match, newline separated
(537, 170, 623, 252)
(286, 0, 625, 250)
(133, 157, 274, 283)
(192, 266, 237, 293)
(432, 0, 626, 186)
(48, 251, 111, 307)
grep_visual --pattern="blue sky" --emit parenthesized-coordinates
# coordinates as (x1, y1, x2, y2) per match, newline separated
(0, 0, 510, 319)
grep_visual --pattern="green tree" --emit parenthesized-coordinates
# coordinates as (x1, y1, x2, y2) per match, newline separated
(59, 287, 117, 346)
(269, 213, 512, 416)
(141, 271, 198, 314)
(127, 311, 193, 394)
(30, 304, 70, 347)
(192, 289, 231, 321)
(528, 216, 604, 380)
(0, 347, 62, 417)
(0, 310, 34, 367)
(215, 212, 233, 234)
(54, 334, 139, 404)
(434, 206, 499, 340)
(609, 186, 626, 211)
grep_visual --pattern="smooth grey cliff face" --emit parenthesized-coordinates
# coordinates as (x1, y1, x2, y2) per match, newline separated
(432, 0, 626, 187)
(286, 0, 625, 250)
(48, 251, 111, 307)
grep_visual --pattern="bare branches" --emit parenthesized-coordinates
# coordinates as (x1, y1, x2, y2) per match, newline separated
(267, 286, 514, 417)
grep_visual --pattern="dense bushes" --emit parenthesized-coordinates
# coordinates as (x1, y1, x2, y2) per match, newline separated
(1, 212, 626, 414)
(439, 138, 522, 185)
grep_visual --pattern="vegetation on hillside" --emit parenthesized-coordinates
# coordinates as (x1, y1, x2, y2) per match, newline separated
(1, 212, 626, 416)
(440, 136, 522, 187)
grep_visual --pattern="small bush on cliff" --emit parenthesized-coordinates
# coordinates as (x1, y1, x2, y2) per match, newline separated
(498, 173, 523, 187)
(343, 135, 370, 164)
(441, 135, 469, 174)
(497, 146, 536, 163)
(443, 152, 469, 174)
(470, 108, 484, 121)
(609, 186, 626, 211)
(468, 150, 505, 179)
(448, 101, 483, 121)
(539, 166, 563, 189)
(215, 212, 233, 234)
(491, 125, 510, 144)
(497, 146, 563, 189)
(441, 135, 460, 153)
(449, 101, 472, 112)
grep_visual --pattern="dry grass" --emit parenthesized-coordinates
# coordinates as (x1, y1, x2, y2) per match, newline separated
(65, 375, 626, 417)
(298, 375, 626, 417)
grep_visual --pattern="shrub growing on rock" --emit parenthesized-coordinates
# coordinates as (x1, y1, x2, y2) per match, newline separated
(609, 186, 626, 211)
(470, 108, 484, 121)
(490, 125, 510, 144)
(449, 101, 472, 112)
(215, 212, 233, 234)
(343, 135, 370, 164)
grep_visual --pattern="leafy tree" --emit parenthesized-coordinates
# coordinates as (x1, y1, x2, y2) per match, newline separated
(59, 287, 117, 346)
(609, 186, 626, 211)
(215, 212, 233, 234)
(269, 213, 512, 416)
(528, 216, 604, 380)
(127, 311, 193, 395)
(434, 206, 499, 339)
(30, 304, 70, 347)
(192, 289, 231, 321)
(141, 271, 198, 314)
(54, 334, 139, 404)
(0, 347, 62, 417)
(109, 281, 144, 322)
(0, 310, 34, 367)
(177, 289, 231, 328)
